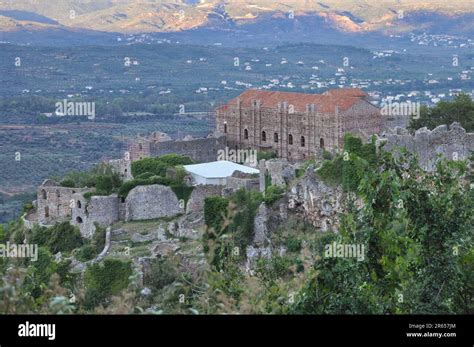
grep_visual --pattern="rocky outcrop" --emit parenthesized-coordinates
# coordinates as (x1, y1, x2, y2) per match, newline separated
(125, 184, 183, 221)
(287, 165, 344, 232)
(263, 159, 296, 186)
(380, 123, 474, 171)
(253, 203, 270, 247)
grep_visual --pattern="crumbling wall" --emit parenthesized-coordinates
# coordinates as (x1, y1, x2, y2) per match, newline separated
(72, 194, 120, 238)
(149, 135, 226, 163)
(186, 185, 222, 214)
(36, 180, 86, 225)
(264, 159, 296, 186)
(381, 123, 474, 171)
(226, 170, 260, 192)
(125, 184, 183, 221)
(108, 159, 133, 182)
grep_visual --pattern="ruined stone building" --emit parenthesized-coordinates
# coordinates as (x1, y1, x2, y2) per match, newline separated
(216, 88, 381, 161)
(129, 131, 226, 163)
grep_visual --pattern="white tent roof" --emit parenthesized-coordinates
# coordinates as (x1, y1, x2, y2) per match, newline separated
(183, 161, 259, 179)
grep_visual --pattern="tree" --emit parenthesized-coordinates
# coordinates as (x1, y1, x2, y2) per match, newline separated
(291, 150, 473, 314)
(409, 94, 474, 132)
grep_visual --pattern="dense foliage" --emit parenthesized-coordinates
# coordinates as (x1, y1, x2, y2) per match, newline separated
(131, 154, 193, 178)
(409, 93, 474, 132)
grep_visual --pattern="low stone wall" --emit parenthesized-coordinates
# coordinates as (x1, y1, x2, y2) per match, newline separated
(125, 184, 184, 221)
(226, 176, 260, 192)
(380, 123, 474, 171)
(149, 136, 227, 163)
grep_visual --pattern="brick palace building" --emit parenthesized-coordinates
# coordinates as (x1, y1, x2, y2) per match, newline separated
(216, 88, 381, 161)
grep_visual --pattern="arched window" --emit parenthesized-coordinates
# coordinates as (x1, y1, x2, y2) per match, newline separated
(44, 206, 49, 218)
(274, 133, 279, 143)
(288, 134, 293, 145)
(261, 131, 266, 142)
(224, 123, 227, 133)
(138, 143, 143, 150)
(77, 200, 82, 209)
(76, 216, 83, 224)
(244, 129, 249, 139)
(41, 189, 47, 200)
(320, 138, 325, 149)
(301, 136, 305, 147)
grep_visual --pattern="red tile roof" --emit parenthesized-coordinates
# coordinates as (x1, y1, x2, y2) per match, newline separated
(217, 88, 369, 114)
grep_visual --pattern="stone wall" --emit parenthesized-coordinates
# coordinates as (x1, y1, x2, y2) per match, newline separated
(37, 180, 86, 225)
(226, 171, 260, 192)
(72, 194, 120, 238)
(186, 185, 223, 214)
(125, 184, 184, 221)
(129, 133, 226, 163)
(149, 135, 226, 163)
(380, 123, 474, 171)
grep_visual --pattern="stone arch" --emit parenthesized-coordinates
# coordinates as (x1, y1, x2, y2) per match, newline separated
(244, 129, 249, 139)
(261, 131, 266, 142)
(288, 134, 293, 145)
(76, 216, 83, 224)
(77, 200, 82, 209)
(41, 189, 47, 200)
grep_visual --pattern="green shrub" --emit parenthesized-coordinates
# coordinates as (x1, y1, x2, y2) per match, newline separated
(143, 258, 177, 290)
(60, 179, 76, 188)
(170, 185, 194, 208)
(317, 156, 343, 185)
(22, 202, 34, 214)
(322, 150, 333, 160)
(31, 222, 83, 254)
(131, 154, 193, 178)
(76, 244, 96, 262)
(95, 175, 114, 194)
(204, 196, 229, 233)
(135, 172, 154, 180)
(264, 185, 285, 205)
(229, 189, 263, 249)
(92, 224, 107, 254)
(257, 151, 277, 161)
(286, 236, 302, 253)
(84, 259, 132, 309)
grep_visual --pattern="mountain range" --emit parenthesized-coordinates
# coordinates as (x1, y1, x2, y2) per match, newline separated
(0, 0, 472, 38)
